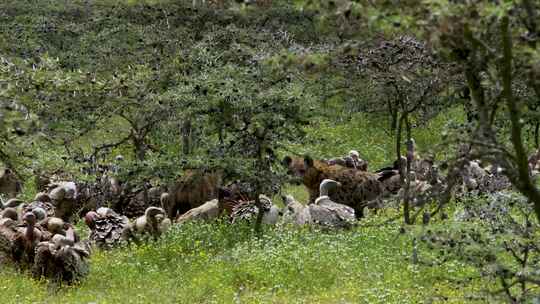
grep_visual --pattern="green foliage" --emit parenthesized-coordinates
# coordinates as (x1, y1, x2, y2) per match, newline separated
(0, 0, 334, 185)
(417, 192, 540, 302)
(0, 0, 465, 183)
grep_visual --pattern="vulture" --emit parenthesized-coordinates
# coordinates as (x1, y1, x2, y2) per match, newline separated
(48, 182, 78, 200)
(282, 180, 356, 229)
(1, 198, 24, 209)
(462, 160, 486, 191)
(129, 207, 171, 241)
(281, 195, 308, 225)
(229, 195, 281, 225)
(460, 160, 511, 193)
(326, 151, 369, 171)
(375, 156, 406, 196)
(0, 208, 20, 265)
(18, 212, 43, 265)
(22, 198, 56, 220)
(217, 181, 257, 215)
(1, 207, 18, 222)
(0, 212, 43, 267)
(48, 181, 78, 221)
(33, 192, 52, 203)
(39, 216, 82, 243)
(32, 207, 48, 223)
(377, 170, 401, 196)
(32, 227, 90, 284)
(121, 184, 153, 219)
(84, 208, 130, 249)
(397, 167, 445, 207)
(307, 179, 356, 229)
(413, 158, 436, 181)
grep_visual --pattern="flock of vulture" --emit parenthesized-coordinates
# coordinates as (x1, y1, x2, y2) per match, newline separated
(0, 144, 539, 285)
(0, 179, 178, 284)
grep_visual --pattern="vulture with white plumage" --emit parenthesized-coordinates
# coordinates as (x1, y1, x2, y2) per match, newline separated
(308, 179, 356, 229)
(176, 199, 221, 224)
(128, 207, 171, 241)
(281, 195, 309, 225)
(48, 181, 78, 221)
(283, 180, 356, 229)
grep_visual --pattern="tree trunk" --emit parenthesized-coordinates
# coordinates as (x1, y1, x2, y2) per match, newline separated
(218, 127, 224, 156)
(132, 133, 146, 161)
(84, 0, 92, 18)
(403, 115, 413, 225)
(500, 16, 540, 221)
(253, 189, 264, 235)
(534, 122, 539, 149)
(396, 112, 412, 224)
(396, 114, 403, 174)
(181, 119, 192, 155)
(142, 180, 149, 209)
(388, 99, 398, 131)
(253, 140, 268, 235)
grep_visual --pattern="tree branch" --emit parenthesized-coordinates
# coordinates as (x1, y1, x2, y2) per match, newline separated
(500, 15, 540, 221)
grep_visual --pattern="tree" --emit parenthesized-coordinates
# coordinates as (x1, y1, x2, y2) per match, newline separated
(0, 56, 40, 177)
(420, 1, 540, 222)
(2, 55, 180, 165)
(360, 35, 453, 224)
(173, 58, 309, 233)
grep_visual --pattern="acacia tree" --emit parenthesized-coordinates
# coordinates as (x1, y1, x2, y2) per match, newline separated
(2, 56, 179, 167)
(359, 35, 453, 224)
(393, 1, 540, 301)
(420, 1, 540, 222)
(99, 64, 177, 162)
(0, 56, 48, 179)
(172, 52, 309, 233)
(0, 61, 30, 175)
(217, 66, 308, 233)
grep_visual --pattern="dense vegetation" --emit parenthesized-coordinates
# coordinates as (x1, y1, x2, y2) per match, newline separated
(1, 0, 540, 303)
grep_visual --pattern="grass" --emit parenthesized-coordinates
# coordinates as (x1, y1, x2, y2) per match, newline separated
(288, 107, 466, 169)
(0, 211, 487, 303)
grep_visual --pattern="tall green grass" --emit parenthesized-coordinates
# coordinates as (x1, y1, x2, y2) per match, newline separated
(0, 215, 486, 303)
(287, 107, 466, 169)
